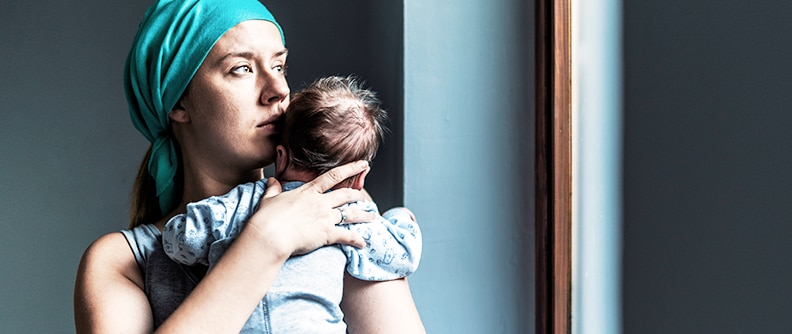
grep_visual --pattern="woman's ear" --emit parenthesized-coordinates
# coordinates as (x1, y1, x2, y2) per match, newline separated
(350, 165, 370, 190)
(275, 145, 289, 179)
(169, 98, 191, 123)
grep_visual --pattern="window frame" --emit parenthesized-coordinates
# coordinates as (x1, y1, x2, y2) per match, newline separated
(535, 0, 572, 332)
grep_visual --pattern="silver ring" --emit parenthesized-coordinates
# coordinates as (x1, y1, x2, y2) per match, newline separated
(337, 207, 347, 224)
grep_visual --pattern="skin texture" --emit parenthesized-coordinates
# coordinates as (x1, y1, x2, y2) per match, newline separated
(275, 144, 369, 191)
(170, 21, 289, 192)
(74, 20, 425, 333)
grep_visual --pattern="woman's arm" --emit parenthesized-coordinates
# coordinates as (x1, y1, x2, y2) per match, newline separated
(74, 232, 154, 334)
(75, 161, 375, 333)
(342, 276, 426, 334)
(74, 218, 290, 334)
(161, 163, 373, 332)
(75, 215, 296, 334)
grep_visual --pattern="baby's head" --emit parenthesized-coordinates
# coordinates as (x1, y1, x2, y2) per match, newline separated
(275, 75, 388, 189)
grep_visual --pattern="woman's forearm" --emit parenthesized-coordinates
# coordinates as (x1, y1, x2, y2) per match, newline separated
(156, 220, 290, 333)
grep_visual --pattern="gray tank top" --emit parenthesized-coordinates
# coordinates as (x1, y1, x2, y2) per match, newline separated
(120, 223, 348, 333)
(121, 224, 206, 328)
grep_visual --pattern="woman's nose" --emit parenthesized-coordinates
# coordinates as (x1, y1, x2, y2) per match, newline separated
(260, 71, 290, 106)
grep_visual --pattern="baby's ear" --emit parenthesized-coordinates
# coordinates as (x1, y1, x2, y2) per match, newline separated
(351, 165, 370, 190)
(275, 145, 289, 178)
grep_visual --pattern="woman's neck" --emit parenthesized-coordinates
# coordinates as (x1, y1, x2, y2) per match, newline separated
(154, 166, 263, 230)
(278, 168, 317, 184)
(184, 163, 262, 202)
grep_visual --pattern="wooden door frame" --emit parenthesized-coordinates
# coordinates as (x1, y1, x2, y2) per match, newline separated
(535, 0, 572, 333)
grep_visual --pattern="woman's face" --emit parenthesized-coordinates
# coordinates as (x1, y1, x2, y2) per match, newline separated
(176, 20, 289, 174)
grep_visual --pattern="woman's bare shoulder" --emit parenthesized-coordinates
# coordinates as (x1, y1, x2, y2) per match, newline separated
(77, 232, 143, 290)
(75, 232, 152, 333)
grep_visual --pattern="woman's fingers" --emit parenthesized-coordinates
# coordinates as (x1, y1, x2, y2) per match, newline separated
(262, 177, 282, 199)
(329, 227, 366, 249)
(250, 170, 375, 255)
(335, 207, 377, 225)
(320, 187, 370, 211)
(306, 161, 369, 193)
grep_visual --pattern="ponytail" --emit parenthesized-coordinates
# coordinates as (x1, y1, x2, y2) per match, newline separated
(128, 147, 161, 229)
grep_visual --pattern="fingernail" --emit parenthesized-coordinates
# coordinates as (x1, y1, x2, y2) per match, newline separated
(357, 160, 369, 169)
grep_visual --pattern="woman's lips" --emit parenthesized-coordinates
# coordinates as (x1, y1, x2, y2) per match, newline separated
(257, 117, 283, 134)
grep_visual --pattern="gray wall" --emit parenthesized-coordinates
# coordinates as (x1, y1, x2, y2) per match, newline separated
(264, 1, 404, 210)
(404, 0, 535, 333)
(0, 1, 151, 331)
(0, 1, 403, 332)
(0, 1, 536, 332)
(622, 0, 792, 333)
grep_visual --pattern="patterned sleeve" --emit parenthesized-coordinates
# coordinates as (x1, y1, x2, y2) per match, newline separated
(161, 180, 266, 267)
(341, 202, 423, 281)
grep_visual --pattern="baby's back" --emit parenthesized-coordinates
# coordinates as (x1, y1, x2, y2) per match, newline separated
(243, 245, 348, 333)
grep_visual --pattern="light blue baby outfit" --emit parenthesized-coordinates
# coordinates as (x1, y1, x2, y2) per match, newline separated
(161, 180, 422, 333)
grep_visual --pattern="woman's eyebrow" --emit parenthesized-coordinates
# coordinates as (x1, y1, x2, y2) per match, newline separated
(216, 48, 289, 65)
(274, 48, 289, 59)
(216, 51, 254, 64)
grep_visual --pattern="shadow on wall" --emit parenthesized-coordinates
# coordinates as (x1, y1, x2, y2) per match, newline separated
(265, 1, 404, 210)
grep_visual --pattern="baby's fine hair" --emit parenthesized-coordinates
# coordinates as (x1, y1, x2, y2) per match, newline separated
(282, 75, 388, 174)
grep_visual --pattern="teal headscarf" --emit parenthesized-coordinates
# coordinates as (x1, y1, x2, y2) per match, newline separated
(125, 0, 284, 215)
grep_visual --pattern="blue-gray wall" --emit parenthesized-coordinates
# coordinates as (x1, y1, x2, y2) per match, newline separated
(622, 0, 792, 333)
(264, 1, 404, 210)
(0, 1, 406, 332)
(404, 1, 535, 333)
(0, 1, 150, 331)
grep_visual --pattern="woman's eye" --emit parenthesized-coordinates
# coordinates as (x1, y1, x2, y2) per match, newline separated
(274, 64, 287, 75)
(232, 65, 252, 74)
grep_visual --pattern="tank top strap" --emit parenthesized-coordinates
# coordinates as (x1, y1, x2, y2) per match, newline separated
(121, 223, 204, 328)
(120, 224, 161, 272)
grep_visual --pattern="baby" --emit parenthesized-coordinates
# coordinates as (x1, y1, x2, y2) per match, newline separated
(162, 76, 421, 333)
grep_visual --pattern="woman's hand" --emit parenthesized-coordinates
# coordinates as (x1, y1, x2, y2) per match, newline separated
(247, 160, 376, 257)
(153, 161, 377, 333)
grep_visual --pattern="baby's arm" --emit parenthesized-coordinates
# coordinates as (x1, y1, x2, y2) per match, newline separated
(162, 180, 267, 267)
(162, 197, 226, 266)
(341, 202, 422, 281)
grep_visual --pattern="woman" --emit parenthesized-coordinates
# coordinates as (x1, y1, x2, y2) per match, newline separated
(73, 0, 425, 332)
